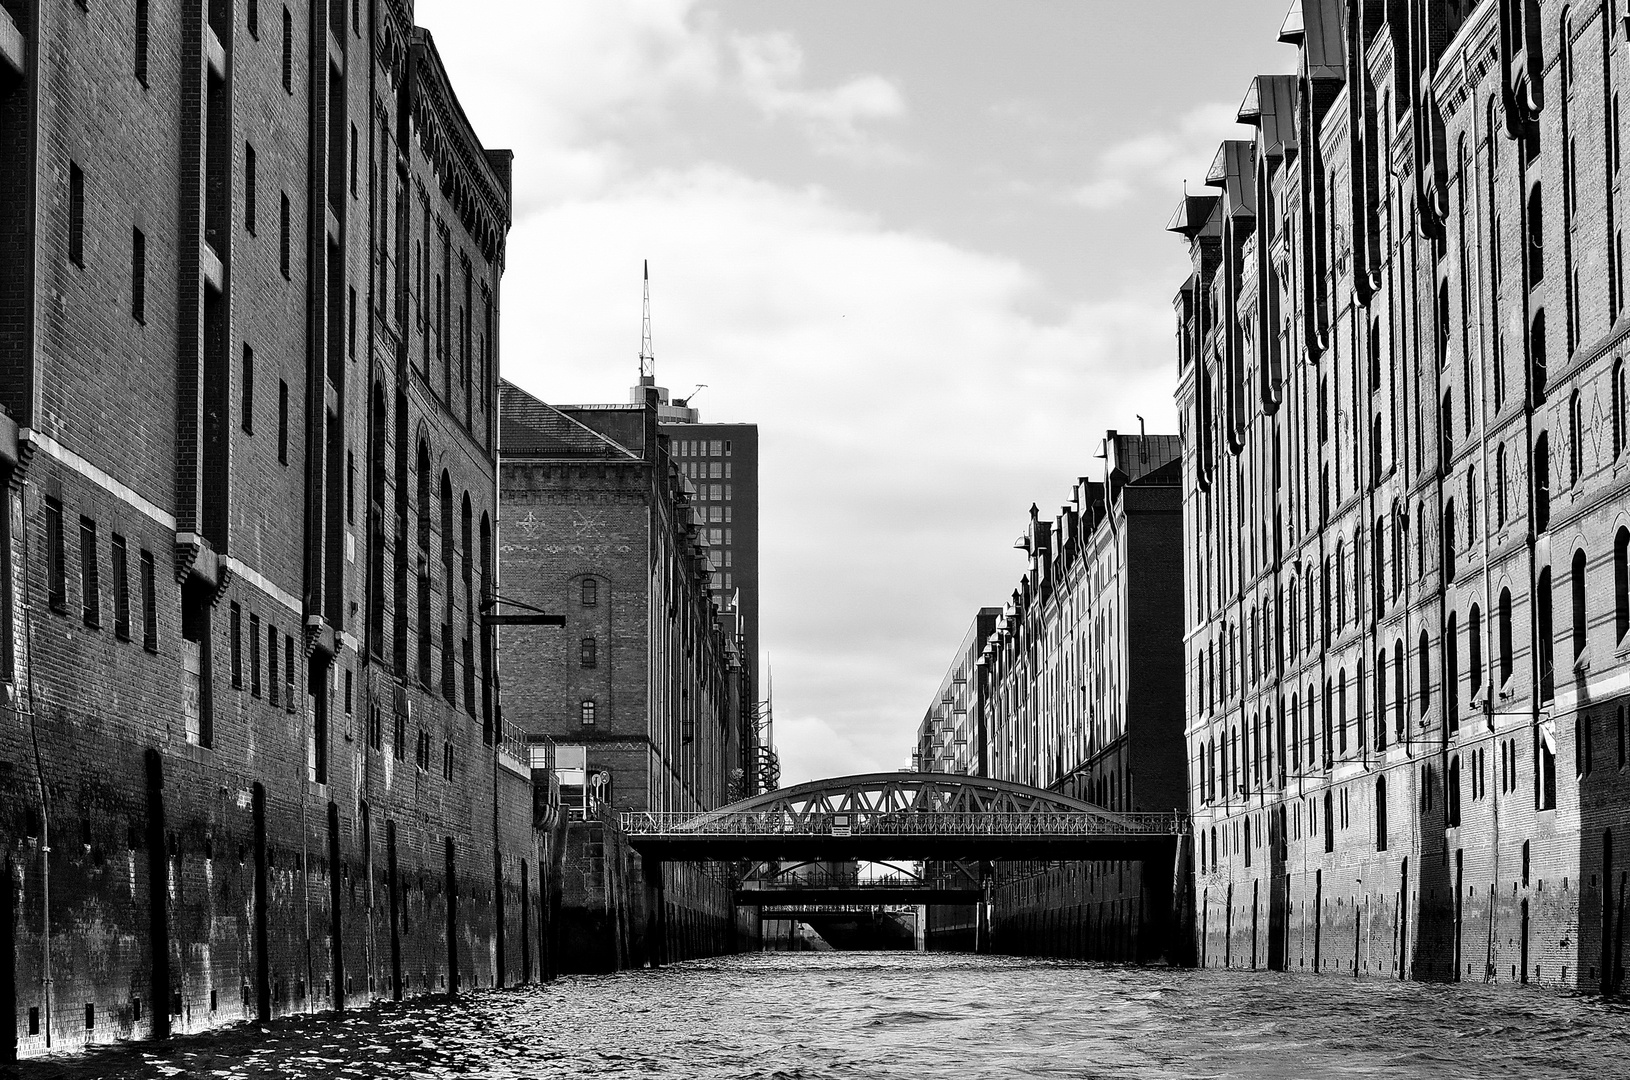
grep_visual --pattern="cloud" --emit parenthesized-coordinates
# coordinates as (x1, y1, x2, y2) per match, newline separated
(731, 31, 908, 162)
(1070, 101, 1242, 210)
(500, 165, 1178, 785)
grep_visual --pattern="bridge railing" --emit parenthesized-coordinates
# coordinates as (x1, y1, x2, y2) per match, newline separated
(620, 810, 1188, 838)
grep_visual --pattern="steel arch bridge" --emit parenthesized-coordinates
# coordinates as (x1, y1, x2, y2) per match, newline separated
(620, 771, 1188, 861)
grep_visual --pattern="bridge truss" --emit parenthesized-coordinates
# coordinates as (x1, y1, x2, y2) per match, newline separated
(621, 771, 1188, 861)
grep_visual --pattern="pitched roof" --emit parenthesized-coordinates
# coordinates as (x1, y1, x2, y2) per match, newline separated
(498, 381, 639, 461)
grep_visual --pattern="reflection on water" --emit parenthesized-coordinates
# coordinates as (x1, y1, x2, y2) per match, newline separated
(19, 952, 1630, 1079)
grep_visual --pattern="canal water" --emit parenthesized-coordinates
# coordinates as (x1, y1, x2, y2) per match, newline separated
(20, 952, 1630, 1079)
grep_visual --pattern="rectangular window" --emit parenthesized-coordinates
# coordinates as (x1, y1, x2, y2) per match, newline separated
(241, 345, 254, 433)
(230, 603, 243, 687)
(135, 0, 149, 82)
(580, 636, 597, 668)
(346, 450, 355, 524)
(111, 534, 130, 640)
(140, 549, 157, 651)
(281, 7, 293, 93)
(68, 163, 85, 268)
(250, 613, 261, 696)
(582, 578, 598, 606)
(44, 497, 66, 611)
(279, 193, 291, 278)
(442, 742, 453, 781)
(268, 627, 279, 706)
(245, 143, 257, 234)
(349, 123, 358, 196)
(248, 0, 258, 38)
(131, 228, 146, 323)
(348, 285, 356, 358)
(285, 632, 295, 710)
(580, 700, 596, 725)
(278, 380, 289, 464)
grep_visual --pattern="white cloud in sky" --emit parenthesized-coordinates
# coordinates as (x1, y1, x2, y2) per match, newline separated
(501, 166, 1177, 782)
(731, 31, 908, 162)
(417, 0, 1202, 787)
(1070, 101, 1241, 210)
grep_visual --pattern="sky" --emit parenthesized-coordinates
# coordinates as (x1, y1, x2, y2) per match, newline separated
(415, 0, 1298, 786)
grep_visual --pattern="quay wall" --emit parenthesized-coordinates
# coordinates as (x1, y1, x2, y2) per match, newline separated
(553, 817, 754, 972)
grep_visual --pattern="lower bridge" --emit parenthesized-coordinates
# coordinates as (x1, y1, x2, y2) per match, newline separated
(620, 772, 1189, 962)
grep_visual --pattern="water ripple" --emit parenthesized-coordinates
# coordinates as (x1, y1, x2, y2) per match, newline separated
(16, 954, 1630, 1079)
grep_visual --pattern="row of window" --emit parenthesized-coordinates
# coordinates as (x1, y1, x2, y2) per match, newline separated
(674, 440, 732, 458)
(365, 703, 456, 780)
(1198, 527, 1630, 726)
(225, 602, 298, 709)
(43, 498, 157, 651)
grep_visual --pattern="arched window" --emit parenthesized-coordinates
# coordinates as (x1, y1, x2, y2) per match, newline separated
(1440, 390, 1454, 468)
(1469, 603, 1484, 698)
(1615, 527, 1630, 642)
(1445, 611, 1461, 733)
(1530, 308, 1549, 405)
(1538, 566, 1556, 702)
(1443, 498, 1458, 582)
(1322, 678, 1334, 769)
(1289, 579, 1300, 657)
(1417, 500, 1428, 578)
(1290, 692, 1301, 773)
(1393, 639, 1405, 741)
(1613, 359, 1627, 459)
(1338, 667, 1349, 755)
(1375, 649, 1389, 752)
(1527, 183, 1545, 286)
(1376, 775, 1389, 851)
(1496, 443, 1508, 525)
(1535, 431, 1552, 532)
(1419, 628, 1432, 715)
(1306, 689, 1318, 768)
(416, 441, 432, 684)
(1448, 754, 1462, 827)
(1570, 390, 1584, 484)
(1573, 548, 1588, 659)
(461, 494, 474, 717)
(1336, 541, 1347, 627)
(440, 471, 455, 702)
(1321, 556, 1332, 646)
(1499, 587, 1515, 685)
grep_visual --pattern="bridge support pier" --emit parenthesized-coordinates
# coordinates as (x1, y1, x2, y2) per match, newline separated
(974, 860, 992, 954)
(645, 859, 666, 968)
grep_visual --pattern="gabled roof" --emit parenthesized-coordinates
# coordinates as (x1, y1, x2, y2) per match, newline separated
(498, 380, 640, 461)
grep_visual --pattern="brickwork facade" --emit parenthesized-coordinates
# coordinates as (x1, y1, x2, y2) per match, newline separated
(0, 0, 539, 1059)
(977, 432, 1187, 961)
(497, 383, 745, 967)
(1176, 0, 1630, 990)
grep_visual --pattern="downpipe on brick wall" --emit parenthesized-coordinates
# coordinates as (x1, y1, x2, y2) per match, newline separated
(14, 478, 53, 1046)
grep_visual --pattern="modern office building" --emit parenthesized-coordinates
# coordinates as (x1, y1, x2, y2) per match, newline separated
(1173, 0, 1630, 988)
(0, 0, 540, 1058)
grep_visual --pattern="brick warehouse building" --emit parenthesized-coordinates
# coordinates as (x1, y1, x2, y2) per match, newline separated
(0, 0, 543, 1058)
(497, 381, 750, 964)
(1175, 1, 1630, 989)
(979, 431, 1187, 962)
(559, 373, 771, 796)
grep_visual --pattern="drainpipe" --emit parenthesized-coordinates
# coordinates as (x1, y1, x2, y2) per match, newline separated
(16, 478, 51, 1046)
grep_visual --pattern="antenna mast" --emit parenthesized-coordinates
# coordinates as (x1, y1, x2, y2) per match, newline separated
(639, 260, 655, 382)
